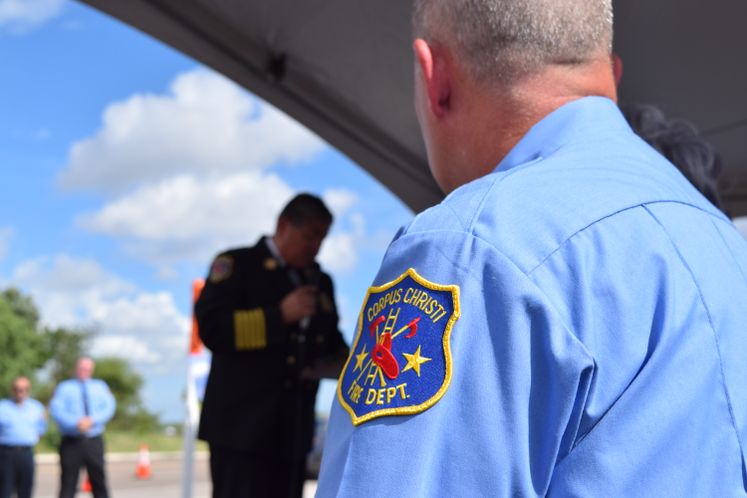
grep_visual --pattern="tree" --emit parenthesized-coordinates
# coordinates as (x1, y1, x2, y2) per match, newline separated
(28, 325, 92, 406)
(1, 288, 40, 327)
(0, 287, 161, 432)
(43, 326, 92, 384)
(0, 289, 46, 397)
(94, 357, 160, 432)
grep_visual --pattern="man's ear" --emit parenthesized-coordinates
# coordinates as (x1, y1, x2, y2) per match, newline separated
(413, 38, 450, 118)
(275, 216, 289, 237)
(612, 53, 623, 87)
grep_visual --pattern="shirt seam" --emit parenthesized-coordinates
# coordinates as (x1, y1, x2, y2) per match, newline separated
(464, 158, 550, 232)
(527, 200, 727, 277)
(390, 227, 596, 466)
(641, 204, 746, 466)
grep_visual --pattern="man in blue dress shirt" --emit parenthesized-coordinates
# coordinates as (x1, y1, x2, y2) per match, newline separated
(0, 377, 46, 498)
(318, 0, 747, 496)
(50, 357, 115, 498)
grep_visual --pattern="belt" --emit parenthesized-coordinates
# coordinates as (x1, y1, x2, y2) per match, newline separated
(62, 434, 102, 442)
(0, 444, 32, 451)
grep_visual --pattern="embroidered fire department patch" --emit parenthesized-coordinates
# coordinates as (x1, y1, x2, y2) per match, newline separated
(338, 268, 460, 425)
(208, 255, 233, 283)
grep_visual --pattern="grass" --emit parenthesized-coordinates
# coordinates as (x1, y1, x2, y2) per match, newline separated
(36, 429, 208, 454)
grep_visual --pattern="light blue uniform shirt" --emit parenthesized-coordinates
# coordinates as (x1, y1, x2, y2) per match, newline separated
(0, 398, 46, 446)
(318, 97, 747, 497)
(50, 379, 115, 438)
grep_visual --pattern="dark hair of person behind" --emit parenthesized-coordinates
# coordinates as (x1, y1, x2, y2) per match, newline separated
(279, 193, 333, 226)
(621, 103, 724, 212)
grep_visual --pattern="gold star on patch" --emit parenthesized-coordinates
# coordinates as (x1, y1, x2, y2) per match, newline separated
(401, 345, 431, 377)
(354, 344, 368, 372)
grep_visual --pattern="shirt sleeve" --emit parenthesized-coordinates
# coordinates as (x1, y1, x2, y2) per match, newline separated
(90, 381, 116, 425)
(49, 383, 80, 433)
(34, 400, 47, 436)
(318, 229, 594, 497)
(195, 253, 286, 354)
(0, 402, 8, 437)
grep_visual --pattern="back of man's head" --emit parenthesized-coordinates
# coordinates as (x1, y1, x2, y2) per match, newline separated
(412, 0, 613, 83)
(279, 193, 333, 227)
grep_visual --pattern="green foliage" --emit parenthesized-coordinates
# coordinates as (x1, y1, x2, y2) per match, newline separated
(1, 288, 40, 327)
(37, 428, 204, 454)
(40, 421, 61, 450)
(43, 326, 92, 385)
(94, 357, 161, 432)
(0, 287, 162, 433)
(31, 326, 92, 406)
(0, 289, 46, 397)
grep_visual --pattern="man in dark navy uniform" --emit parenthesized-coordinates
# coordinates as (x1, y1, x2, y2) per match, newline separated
(196, 193, 349, 498)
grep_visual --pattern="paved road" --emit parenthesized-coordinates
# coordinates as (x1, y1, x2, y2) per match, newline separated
(33, 453, 317, 497)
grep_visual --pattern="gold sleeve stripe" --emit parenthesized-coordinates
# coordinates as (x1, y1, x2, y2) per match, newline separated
(233, 309, 267, 350)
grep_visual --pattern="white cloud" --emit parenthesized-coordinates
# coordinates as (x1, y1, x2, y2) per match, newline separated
(323, 189, 359, 218)
(318, 213, 366, 274)
(58, 68, 326, 193)
(77, 171, 295, 271)
(92, 336, 160, 364)
(734, 216, 747, 241)
(0, 0, 64, 33)
(79, 172, 291, 242)
(76, 172, 369, 278)
(11, 254, 189, 369)
(0, 227, 13, 261)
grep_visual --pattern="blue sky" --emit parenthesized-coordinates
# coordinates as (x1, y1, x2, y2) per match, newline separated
(0, 0, 413, 421)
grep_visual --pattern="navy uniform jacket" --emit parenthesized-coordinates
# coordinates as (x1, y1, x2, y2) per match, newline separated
(319, 97, 747, 496)
(196, 237, 348, 458)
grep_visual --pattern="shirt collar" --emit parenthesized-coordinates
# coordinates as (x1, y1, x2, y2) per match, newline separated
(496, 96, 630, 173)
(264, 236, 286, 266)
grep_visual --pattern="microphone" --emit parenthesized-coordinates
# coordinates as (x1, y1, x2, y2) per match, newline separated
(299, 266, 320, 331)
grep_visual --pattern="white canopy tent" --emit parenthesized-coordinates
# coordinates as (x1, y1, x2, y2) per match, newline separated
(77, 0, 747, 216)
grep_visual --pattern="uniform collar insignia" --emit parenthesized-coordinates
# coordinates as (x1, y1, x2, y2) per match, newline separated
(264, 257, 279, 270)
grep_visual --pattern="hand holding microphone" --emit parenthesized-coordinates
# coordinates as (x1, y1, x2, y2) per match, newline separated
(280, 285, 317, 326)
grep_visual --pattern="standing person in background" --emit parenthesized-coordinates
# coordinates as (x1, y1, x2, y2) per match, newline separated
(0, 377, 46, 498)
(318, 0, 747, 496)
(50, 357, 115, 498)
(196, 193, 349, 498)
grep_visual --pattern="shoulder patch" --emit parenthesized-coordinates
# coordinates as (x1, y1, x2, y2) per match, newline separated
(209, 255, 234, 283)
(337, 268, 460, 425)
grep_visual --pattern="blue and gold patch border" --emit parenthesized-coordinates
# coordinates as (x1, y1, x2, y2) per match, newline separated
(337, 268, 460, 425)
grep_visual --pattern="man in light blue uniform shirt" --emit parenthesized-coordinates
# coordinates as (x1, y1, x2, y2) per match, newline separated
(0, 377, 46, 498)
(50, 357, 115, 498)
(318, 0, 747, 496)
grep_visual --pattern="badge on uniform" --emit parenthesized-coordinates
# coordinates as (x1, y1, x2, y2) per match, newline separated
(263, 257, 278, 271)
(338, 268, 460, 425)
(209, 255, 233, 283)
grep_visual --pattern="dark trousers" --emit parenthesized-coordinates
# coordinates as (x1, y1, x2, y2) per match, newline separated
(209, 444, 305, 498)
(58, 436, 109, 498)
(0, 446, 34, 498)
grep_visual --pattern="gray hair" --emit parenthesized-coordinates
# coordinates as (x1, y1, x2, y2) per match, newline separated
(413, 0, 614, 83)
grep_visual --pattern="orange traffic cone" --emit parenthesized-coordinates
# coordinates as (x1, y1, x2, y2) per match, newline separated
(135, 444, 152, 479)
(81, 474, 92, 492)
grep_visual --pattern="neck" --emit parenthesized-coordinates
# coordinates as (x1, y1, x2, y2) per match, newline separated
(451, 56, 617, 190)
